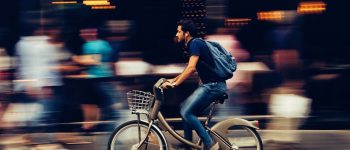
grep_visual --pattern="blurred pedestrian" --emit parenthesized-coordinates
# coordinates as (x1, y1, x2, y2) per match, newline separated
(72, 27, 118, 133)
(14, 27, 65, 128)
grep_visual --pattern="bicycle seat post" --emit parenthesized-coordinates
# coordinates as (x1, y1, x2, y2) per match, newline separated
(204, 102, 217, 126)
(204, 93, 228, 126)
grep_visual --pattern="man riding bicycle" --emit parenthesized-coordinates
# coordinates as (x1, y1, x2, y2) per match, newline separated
(162, 19, 227, 150)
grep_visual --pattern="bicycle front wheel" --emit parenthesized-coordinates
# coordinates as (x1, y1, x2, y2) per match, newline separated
(227, 126, 263, 150)
(108, 120, 167, 150)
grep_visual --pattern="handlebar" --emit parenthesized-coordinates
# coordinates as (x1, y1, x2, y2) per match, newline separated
(149, 78, 167, 120)
(153, 78, 167, 101)
(153, 78, 167, 89)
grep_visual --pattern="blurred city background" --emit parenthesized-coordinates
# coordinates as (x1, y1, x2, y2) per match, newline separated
(0, 0, 349, 149)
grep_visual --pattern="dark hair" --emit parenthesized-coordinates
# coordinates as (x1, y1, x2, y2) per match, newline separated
(177, 20, 198, 37)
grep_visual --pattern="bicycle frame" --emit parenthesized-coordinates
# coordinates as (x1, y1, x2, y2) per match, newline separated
(136, 78, 259, 150)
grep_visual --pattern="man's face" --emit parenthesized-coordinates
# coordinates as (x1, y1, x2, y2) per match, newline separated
(175, 25, 185, 43)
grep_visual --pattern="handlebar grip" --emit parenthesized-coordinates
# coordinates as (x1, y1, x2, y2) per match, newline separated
(150, 78, 167, 120)
(153, 78, 167, 89)
(153, 78, 166, 103)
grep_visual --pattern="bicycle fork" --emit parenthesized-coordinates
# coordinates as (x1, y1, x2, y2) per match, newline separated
(137, 118, 154, 149)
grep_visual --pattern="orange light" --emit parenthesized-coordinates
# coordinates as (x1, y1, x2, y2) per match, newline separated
(257, 11, 284, 21)
(51, 1, 77, 4)
(298, 1, 326, 14)
(91, 5, 116, 9)
(225, 18, 251, 27)
(83, 0, 110, 6)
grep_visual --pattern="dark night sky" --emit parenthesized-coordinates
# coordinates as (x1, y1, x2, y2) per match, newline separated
(0, 0, 349, 61)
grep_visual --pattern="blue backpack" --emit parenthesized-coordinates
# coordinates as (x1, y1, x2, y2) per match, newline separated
(197, 38, 237, 80)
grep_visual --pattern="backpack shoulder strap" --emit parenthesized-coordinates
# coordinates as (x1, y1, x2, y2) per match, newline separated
(192, 38, 219, 75)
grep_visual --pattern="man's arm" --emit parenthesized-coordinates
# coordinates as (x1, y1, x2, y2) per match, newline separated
(168, 75, 179, 83)
(172, 55, 199, 86)
(72, 54, 101, 66)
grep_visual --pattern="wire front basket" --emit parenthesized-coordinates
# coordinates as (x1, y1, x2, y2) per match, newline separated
(127, 90, 155, 114)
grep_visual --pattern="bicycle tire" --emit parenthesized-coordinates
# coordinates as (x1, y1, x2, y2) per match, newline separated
(226, 126, 263, 150)
(108, 120, 167, 150)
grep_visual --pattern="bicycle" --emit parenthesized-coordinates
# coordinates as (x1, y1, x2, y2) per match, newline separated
(108, 78, 263, 150)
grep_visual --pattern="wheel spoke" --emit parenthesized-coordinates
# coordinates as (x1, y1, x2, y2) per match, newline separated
(108, 121, 165, 150)
(227, 126, 263, 150)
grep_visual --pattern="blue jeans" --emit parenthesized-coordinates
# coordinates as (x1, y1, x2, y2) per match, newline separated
(180, 82, 227, 148)
(40, 86, 63, 124)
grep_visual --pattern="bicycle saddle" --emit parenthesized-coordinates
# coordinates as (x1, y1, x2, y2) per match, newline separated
(215, 93, 228, 104)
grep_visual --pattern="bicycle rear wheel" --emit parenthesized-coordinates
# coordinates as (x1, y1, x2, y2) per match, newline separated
(108, 120, 167, 150)
(226, 126, 263, 150)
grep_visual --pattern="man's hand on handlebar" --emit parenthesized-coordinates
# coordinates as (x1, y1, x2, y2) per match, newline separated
(167, 78, 176, 84)
(161, 80, 176, 89)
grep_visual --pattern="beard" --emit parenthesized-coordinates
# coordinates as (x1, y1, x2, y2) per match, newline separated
(178, 40, 186, 47)
(174, 37, 185, 47)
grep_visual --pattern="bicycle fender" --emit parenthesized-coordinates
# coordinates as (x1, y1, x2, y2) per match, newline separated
(152, 123, 169, 149)
(140, 120, 169, 150)
(211, 118, 259, 133)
